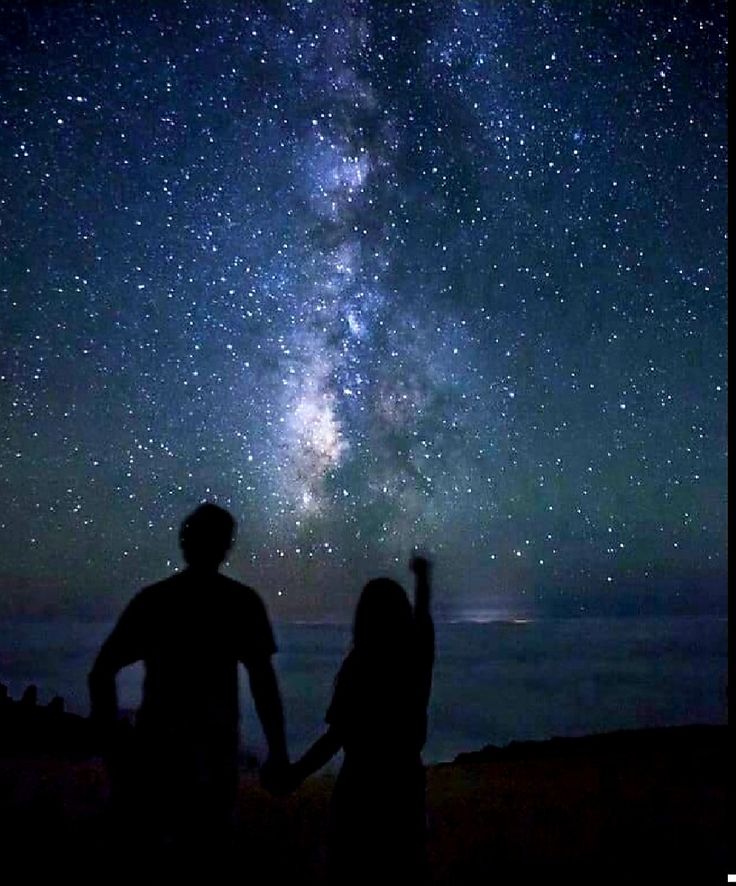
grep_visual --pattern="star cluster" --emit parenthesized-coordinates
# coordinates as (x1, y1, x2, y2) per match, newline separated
(0, 1, 727, 618)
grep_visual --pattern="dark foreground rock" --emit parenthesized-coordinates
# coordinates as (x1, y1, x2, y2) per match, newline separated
(0, 724, 729, 884)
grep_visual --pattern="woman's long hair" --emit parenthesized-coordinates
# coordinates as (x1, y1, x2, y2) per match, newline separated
(352, 578, 413, 655)
(334, 578, 426, 755)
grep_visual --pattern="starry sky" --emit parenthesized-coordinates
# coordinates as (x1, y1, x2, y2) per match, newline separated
(0, 1, 728, 620)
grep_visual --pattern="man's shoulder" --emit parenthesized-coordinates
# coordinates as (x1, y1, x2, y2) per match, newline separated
(126, 571, 194, 609)
(130, 571, 270, 618)
(137, 573, 183, 597)
(216, 573, 267, 607)
(134, 571, 261, 591)
(121, 577, 166, 612)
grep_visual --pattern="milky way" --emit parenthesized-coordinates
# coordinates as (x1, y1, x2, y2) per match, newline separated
(0, 1, 727, 618)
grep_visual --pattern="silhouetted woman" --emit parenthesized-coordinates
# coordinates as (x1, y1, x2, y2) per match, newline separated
(290, 556, 434, 884)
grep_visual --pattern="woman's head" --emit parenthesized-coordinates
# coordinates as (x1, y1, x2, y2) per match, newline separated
(353, 577, 413, 652)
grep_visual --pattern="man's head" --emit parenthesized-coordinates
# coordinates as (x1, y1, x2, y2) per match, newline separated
(179, 503, 236, 570)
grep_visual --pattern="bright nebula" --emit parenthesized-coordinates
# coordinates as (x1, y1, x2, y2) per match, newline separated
(0, 1, 727, 619)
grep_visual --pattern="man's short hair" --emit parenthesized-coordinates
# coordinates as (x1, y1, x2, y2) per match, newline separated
(179, 503, 236, 567)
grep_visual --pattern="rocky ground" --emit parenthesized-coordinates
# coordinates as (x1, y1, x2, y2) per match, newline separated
(0, 724, 728, 884)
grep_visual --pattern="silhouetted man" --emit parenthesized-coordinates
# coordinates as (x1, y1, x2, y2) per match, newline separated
(88, 503, 287, 875)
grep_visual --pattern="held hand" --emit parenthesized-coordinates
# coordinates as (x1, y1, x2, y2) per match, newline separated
(94, 718, 135, 783)
(91, 714, 131, 755)
(260, 756, 297, 797)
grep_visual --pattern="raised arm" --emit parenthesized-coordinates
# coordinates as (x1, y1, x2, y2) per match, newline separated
(411, 555, 432, 622)
(410, 555, 435, 709)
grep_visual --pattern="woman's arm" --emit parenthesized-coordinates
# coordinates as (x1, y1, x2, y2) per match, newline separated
(265, 726, 342, 796)
(292, 726, 343, 785)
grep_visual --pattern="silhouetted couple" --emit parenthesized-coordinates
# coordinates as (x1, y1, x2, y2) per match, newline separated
(89, 503, 434, 883)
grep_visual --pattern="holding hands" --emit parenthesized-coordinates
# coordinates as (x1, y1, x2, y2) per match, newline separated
(261, 752, 327, 796)
(260, 756, 301, 796)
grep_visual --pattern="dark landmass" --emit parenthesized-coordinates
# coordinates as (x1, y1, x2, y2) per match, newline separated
(451, 722, 727, 763)
(0, 706, 729, 884)
(0, 685, 99, 758)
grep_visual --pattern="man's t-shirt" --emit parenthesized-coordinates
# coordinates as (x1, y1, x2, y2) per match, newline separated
(95, 568, 276, 753)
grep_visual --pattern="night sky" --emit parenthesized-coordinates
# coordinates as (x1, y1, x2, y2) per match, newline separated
(0, 1, 727, 620)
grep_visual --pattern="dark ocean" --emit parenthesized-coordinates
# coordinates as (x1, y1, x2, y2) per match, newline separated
(0, 615, 727, 765)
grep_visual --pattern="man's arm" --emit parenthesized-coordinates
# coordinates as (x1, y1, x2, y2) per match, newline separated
(248, 656, 288, 765)
(88, 649, 120, 730)
(88, 597, 144, 735)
